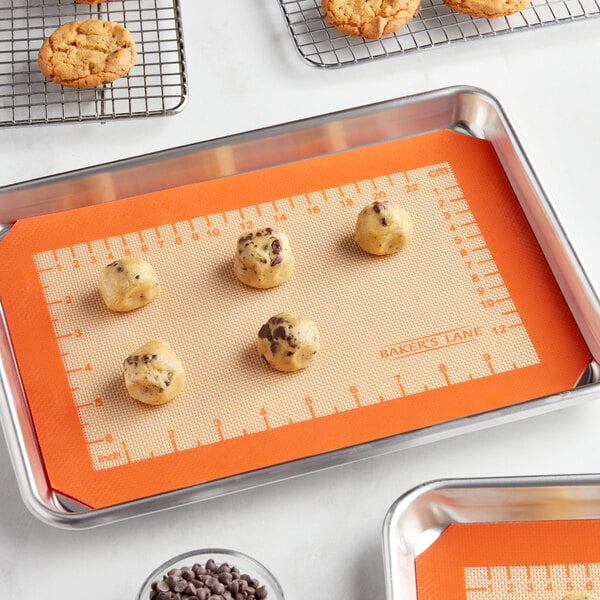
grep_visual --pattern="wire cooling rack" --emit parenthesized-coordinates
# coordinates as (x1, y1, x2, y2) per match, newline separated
(0, 0, 186, 127)
(279, 0, 600, 67)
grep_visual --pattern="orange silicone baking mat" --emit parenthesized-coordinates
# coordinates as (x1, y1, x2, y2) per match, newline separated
(0, 130, 591, 508)
(415, 520, 600, 599)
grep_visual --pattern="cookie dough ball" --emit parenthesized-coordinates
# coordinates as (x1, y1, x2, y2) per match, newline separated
(257, 312, 319, 372)
(99, 256, 160, 312)
(123, 340, 185, 405)
(234, 227, 295, 289)
(353, 200, 413, 256)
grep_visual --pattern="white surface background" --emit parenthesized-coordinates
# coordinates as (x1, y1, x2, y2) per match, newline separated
(1, 2, 600, 599)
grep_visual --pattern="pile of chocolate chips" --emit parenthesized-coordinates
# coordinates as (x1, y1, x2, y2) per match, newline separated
(149, 558, 268, 600)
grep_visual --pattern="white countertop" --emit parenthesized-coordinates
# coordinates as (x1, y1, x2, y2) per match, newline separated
(1, 2, 600, 599)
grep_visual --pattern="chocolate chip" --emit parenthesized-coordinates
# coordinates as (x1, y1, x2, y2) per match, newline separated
(273, 326, 286, 339)
(271, 255, 282, 266)
(270, 342, 279, 354)
(271, 239, 282, 254)
(265, 227, 273, 234)
(258, 323, 271, 339)
(373, 201, 384, 213)
(256, 586, 268, 599)
(287, 351, 294, 356)
(108, 261, 118, 267)
(135, 274, 140, 280)
(175, 580, 188, 593)
(157, 581, 171, 593)
(210, 582, 225, 595)
(381, 217, 387, 226)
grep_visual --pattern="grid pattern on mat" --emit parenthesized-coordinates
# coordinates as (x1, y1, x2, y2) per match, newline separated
(278, 0, 600, 67)
(0, 0, 186, 127)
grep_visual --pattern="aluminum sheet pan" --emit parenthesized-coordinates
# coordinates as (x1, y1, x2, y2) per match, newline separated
(383, 474, 600, 600)
(1, 86, 600, 527)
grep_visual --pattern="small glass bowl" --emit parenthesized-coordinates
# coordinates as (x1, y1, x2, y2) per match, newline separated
(137, 548, 285, 600)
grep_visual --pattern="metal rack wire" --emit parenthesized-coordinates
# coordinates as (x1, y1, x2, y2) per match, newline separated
(0, 0, 186, 127)
(279, 0, 600, 67)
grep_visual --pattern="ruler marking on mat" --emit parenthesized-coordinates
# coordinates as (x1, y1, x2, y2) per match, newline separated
(32, 162, 540, 472)
(465, 563, 600, 599)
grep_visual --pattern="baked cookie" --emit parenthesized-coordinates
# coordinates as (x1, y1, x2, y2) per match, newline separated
(443, 0, 531, 18)
(234, 227, 295, 289)
(257, 312, 319, 372)
(99, 256, 160, 312)
(74, 0, 108, 4)
(38, 19, 137, 88)
(562, 595, 599, 600)
(322, 0, 421, 39)
(123, 340, 185, 405)
(353, 200, 413, 255)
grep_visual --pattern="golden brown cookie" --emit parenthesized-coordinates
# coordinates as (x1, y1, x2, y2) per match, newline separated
(443, 0, 530, 17)
(38, 19, 137, 88)
(322, 0, 421, 39)
(74, 0, 108, 4)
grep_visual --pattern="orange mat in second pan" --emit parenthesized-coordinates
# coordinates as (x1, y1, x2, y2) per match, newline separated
(0, 130, 591, 508)
(415, 520, 600, 599)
